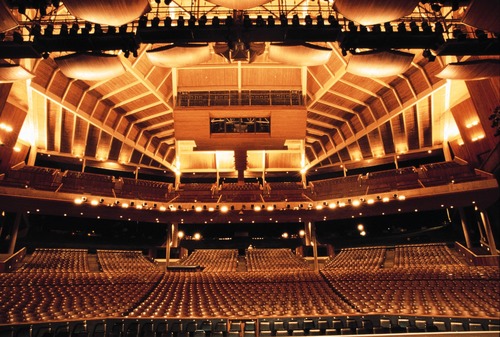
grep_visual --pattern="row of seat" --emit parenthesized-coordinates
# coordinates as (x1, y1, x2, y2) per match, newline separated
(246, 249, 310, 271)
(178, 250, 238, 272)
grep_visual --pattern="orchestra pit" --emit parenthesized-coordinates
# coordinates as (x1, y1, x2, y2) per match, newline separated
(0, 0, 499, 336)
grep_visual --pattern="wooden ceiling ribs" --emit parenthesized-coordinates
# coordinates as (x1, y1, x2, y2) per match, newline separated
(305, 79, 448, 168)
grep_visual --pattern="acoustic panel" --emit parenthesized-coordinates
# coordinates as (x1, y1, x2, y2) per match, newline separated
(55, 53, 126, 81)
(346, 50, 414, 78)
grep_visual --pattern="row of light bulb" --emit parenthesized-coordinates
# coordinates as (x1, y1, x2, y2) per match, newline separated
(73, 194, 406, 212)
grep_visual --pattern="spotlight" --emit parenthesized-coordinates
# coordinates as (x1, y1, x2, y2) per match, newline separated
(397, 22, 406, 33)
(199, 15, 207, 27)
(243, 14, 252, 27)
(188, 16, 196, 28)
(434, 22, 444, 34)
(341, 48, 347, 56)
(70, 23, 79, 35)
(107, 26, 116, 34)
(451, 0, 459, 11)
(138, 15, 148, 28)
(212, 16, 220, 26)
(225, 15, 233, 26)
(431, 3, 441, 12)
(44, 24, 54, 37)
(164, 0, 172, 4)
(452, 28, 466, 40)
(304, 15, 312, 26)
(164, 17, 172, 27)
(31, 24, 42, 38)
(409, 21, 419, 33)
(119, 24, 127, 34)
(267, 15, 275, 27)
(151, 17, 160, 28)
(256, 15, 265, 27)
(292, 14, 300, 27)
(94, 24, 103, 35)
(316, 15, 324, 27)
(421, 21, 432, 33)
(178, 16, 185, 27)
(348, 21, 357, 32)
(359, 25, 368, 33)
(12, 31, 24, 43)
(384, 22, 393, 33)
(328, 15, 339, 28)
(475, 29, 487, 39)
(42, 51, 50, 60)
(372, 24, 381, 33)
(280, 14, 288, 26)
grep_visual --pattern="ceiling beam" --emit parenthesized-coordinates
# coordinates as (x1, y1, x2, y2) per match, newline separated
(30, 84, 176, 172)
(306, 80, 448, 169)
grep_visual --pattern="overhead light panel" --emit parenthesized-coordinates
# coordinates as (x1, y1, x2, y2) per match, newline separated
(436, 59, 500, 81)
(268, 43, 333, 66)
(205, 0, 272, 10)
(62, 0, 151, 27)
(0, 63, 35, 83)
(55, 52, 126, 81)
(147, 44, 211, 68)
(333, 0, 420, 26)
(346, 50, 414, 78)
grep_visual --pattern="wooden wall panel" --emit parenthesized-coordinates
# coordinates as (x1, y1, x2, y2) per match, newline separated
(73, 116, 88, 157)
(241, 68, 301, 89)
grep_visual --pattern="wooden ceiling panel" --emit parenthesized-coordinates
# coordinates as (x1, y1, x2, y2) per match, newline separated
(338, 147, 351, 162)
(147, 67, 171, 89)
(60, 109, 74, 154)
(380, 120, 395, 155)
(308, 65, 333, 89)
(306, 72, 323, 99)
(390, 114, 407, 153)
(165, 147, 176, 163)
(322, 92, 358, 111)
(365, 96, 387, 119)
(98, 72, 140, 96)
(405, 107, 420, 151)
(46, 101, 58, 152)
(136, 115, 172, 129)
(92, 100, 114, 123)
(331, 81, 375, 103)
(347, 142, 362, 161)
(119, 94, 160, 114)
(358, 135, 373, 159)
(78, 91, 100, 117)
(358, 106, 375, 126)
(391, 77, 415, 104)
(128, 125, 140, 143)
(108, 138, 123, 161)
(130, 149, 142, 165)
(417, 97, 432, 148)
(349, 115, 364, 135)
(406, 65, 431, 95)
(73, 116, 89, 157)
(110, 83, 150, 104)
(305, 146, 316, 163)
(340, 123, 354, 139)
(342, 72, 388, 95)
(332, 130, 344, 145)
(241, 67, 301, 89)
(417, 58, 444, 86)
(378, 87, 401, 113)
(115, 115, 131, 135)
(311, 141, 324, 157)
(32, 60, 57, 89)
(177, 68, 238, 90)
(368, 128, 384, 157)
(49, 71, 72, 99)
(84, 124, 99, 158)
(97, 132, 113, 160)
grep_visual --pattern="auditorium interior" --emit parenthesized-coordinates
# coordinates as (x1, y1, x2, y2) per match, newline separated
(0, 0, 499, 336)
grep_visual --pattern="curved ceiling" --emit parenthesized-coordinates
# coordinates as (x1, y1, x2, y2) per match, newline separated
(2, 0, 498, 178)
